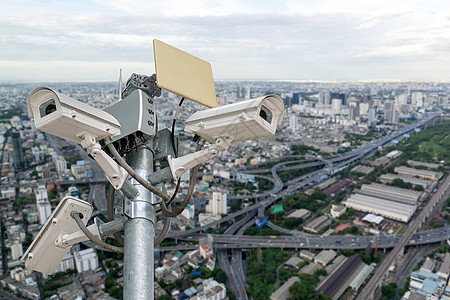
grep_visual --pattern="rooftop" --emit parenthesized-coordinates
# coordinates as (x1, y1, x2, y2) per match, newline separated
(270, 276, 300, 300)
(362, 214, 384, 225)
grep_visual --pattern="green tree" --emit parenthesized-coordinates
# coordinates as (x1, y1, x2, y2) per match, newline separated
(413, 185, 424, 191)
(213, 268, 228, 284)
(432, 220, 445, 229)
(289, 280, 330, 300)
(381, 282, 397, 299)
(104, 279, 114, 289)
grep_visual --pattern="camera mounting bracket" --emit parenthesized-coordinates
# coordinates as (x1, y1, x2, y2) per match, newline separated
(166, 137, 232, 180)
(79, 132, 128, 189)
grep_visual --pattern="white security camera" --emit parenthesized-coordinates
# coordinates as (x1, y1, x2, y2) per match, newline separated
(163, 95, 285, 180)
(27, 87, 121, 144)
(21, 196, 99, 275)
(184, 95, 284, 144)
(28, 87, 129, 189)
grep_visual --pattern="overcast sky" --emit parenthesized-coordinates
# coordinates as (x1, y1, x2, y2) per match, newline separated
(1, 0, 450, 82)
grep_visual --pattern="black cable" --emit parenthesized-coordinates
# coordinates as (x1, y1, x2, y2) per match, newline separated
(167, 180, 181, 206)
(159, 142, 203, 217)
(71, 211, 124, 253)
(171, 97, 185, 157)
(107, 143, 170, 201)
(166, 97, 185, 207)
(106, 182, 170, 246)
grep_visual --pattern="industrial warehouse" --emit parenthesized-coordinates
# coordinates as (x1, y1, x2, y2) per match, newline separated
(394, 166, 443, 181)
(345, 183, 422, 222)
(379, 173, 435, 190)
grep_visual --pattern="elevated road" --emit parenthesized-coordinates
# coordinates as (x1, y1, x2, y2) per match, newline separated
(162, 226, 450, 252)
(217, 211, 255, 299)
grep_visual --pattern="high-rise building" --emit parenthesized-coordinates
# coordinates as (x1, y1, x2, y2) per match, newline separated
(74, 248, 99, 273)
(411, 92, 423, 107)
(330, 92, 345, 105)
(54, 156, 67, 174)
(289, 115, 299, 131)
(384, 101, 395, 124)
(393, 109, 400, 124)
(292, 93, 301, 105)
(245, 86, 251, 99)
(359, 102, 370, 116)
(349, 100, 360, 119)
(368, 107, 377, 127)
(206, 192, 227, 216)
(35, 185, 51, 225)
(396, 94, 408, 105)
(55, 252, 75, 273)
(349, 106, 357, 121)
(319, 90, 330, 105)
(11, 240, 23, 260)
(332, 99, 342, 112)
(11, 132, 25, 171)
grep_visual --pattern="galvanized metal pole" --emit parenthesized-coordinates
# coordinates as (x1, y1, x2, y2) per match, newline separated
(123, 146, 157, 300)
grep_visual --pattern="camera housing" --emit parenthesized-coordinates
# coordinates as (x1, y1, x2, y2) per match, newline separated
(184, 95, 284, 143)
(21, 196, 94, 275)
(27, 87, 121, 144)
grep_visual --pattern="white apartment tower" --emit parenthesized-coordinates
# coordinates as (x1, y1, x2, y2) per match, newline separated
(395, 94, 408, 105)
(55, 252, 75, 273)
(206, 192, 228, 216)
(11, 240, 23, 260)
(54, 156, 67, 174)
(368, 107, 377, 126)
(74, 248, 99, 273)
(289, 115, 299, 131)
(412, 92, 423, 108)
(36, 185, 51, 225)
(332, 99, 342, 112)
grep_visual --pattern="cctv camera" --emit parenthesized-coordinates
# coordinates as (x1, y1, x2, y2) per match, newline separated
(159, 95, 284, 181)
(27, 87, 121, 144)
(184, 95, 284, 143)
(21, 196, 94, 275)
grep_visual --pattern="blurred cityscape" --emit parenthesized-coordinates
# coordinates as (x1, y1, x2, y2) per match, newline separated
(0, 80, 449, 300)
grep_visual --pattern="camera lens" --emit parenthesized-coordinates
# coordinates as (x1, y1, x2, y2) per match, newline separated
(259, 105, 273, 124)
(260, 109, 267, 120)
(45, 103, 56, 115)
(39, 99, 57, 118)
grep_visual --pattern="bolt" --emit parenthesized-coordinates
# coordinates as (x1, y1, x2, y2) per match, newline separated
(148, 109, 154, 115)
(148, 98, 153, 104)
(148, 120, 154, 126)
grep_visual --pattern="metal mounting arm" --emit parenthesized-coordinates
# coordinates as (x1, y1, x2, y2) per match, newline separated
(54, 217, 126, 249)
(78, 132, 128, 189)
(167, 137, 232, 180)
(55, 219, 102, 249)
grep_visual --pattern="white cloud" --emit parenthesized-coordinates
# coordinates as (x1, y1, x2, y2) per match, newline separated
(1, 0, 450, 81)
(0, 60, 155, 82)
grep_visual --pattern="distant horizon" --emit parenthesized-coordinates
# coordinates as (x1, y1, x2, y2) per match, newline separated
(2, 78, 450, 84)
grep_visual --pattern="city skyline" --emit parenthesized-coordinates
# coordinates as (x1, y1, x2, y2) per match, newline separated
(2, 0, 450, 82)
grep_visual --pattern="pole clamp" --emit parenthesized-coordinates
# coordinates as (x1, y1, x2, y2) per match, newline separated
(124, 199, 155, 223)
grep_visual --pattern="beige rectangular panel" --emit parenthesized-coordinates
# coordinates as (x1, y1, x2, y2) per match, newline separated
(153, 39, 218, 108)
